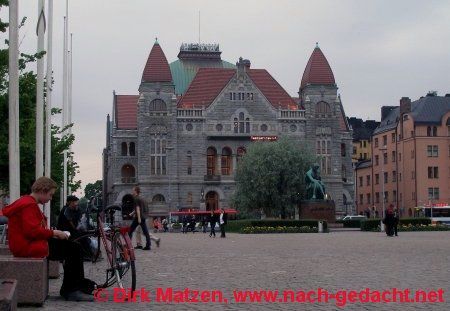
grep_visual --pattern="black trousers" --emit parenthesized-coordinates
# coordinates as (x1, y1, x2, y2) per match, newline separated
(210, 223, 216, 237)
(48, 239, 95, 296)
(129, 218, 150, 248)
(220, 224, 226, 238)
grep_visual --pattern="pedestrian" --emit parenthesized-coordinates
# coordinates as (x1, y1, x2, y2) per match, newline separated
(162, 217, 169, 232)
(393, 209, 399, 237)
(219, 208, 227, 238)
(209, 210, 216, 238)
(383, 207, 395, 237)
(128, 186, 151, 250)
(182, 215, 188, 234)
(201, 216, 207, 233)
(3, 177, 97, 301)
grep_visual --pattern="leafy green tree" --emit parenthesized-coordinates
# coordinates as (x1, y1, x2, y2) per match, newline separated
(232, 137, 316, 219)
(0, 7, 80, 219)
(84, 180, 102, 200)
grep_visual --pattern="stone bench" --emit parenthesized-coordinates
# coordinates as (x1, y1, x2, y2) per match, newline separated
(0, 279, 18, 311)
(0, 256, 48, 306)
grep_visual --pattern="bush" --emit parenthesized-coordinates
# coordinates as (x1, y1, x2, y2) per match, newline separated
(227, 219, 327, 233)
(398, 224, 450, 231)
(241, 226, 317, 234)
(361, 217, 432, 231)
(171, 223, 182, 229)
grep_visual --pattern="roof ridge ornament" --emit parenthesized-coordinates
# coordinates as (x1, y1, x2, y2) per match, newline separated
(316, 42, 319, 49)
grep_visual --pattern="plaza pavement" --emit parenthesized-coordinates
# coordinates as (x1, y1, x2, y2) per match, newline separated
(26, 231, 450, 310)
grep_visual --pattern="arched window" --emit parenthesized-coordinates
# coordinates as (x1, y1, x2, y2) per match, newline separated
(129, 142, 136, 156)
(207, 147, 217, 176)
(149, 99, 167, 111)
(432, 126, 437, 137)
(234, 118, 238, 133)
(121, 142, 128, 156)
(316, 101, 331, 114)
(239, 112, 245, 133)
(427, 126, 431, 137)
(237, 147, 246, 163)
(221, 147, 232, 175)
(121, 164, 135, 183)
(152, 194, 165, 203)
(245, 118, 250, 133)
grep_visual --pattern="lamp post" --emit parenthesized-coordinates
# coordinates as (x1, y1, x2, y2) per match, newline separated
(380, 145, 387, 232)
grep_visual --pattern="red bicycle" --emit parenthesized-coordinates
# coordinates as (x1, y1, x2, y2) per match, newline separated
(72, 204, 136, 291)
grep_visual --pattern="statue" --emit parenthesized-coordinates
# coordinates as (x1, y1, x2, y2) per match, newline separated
(305, 164, 326, 200)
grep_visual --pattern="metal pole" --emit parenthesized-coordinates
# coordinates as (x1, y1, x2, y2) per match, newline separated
(36, 0, 46, 179)
(67, 33, 73, 195)
(44, 0, 54, 227)
(9, 0, 20, 201)
(380, 146, 386, 232)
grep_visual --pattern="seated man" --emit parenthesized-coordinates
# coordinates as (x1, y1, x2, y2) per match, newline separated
(305, 165, 326, 200)
(57, 195, 82, 235)
(2, 177, 96, 301)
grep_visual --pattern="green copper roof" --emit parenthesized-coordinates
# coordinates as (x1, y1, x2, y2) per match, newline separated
(170, 59, 235, 95)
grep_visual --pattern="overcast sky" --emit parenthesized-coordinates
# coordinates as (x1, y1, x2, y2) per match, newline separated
(2, 0, 450, 196)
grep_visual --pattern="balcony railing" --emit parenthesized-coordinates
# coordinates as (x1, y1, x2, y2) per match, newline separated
(278, 110, 306, 120)
(177, 109, 204, 118)
(121, 177, 136, 184)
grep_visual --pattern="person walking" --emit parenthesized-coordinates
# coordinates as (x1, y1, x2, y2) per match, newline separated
(162, 217, 169, 232)
(209, 211, 216, 238)
(128, 186, 151, 250)
(219, 208, 227, 238)
(383, 207, 395, 237)
(393, 209, 399, 237)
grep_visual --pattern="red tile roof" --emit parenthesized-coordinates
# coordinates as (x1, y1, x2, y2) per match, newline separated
(141, 42, 172, 83)
(300, 47, 335, 90)
(247, 69, 297, 109)
(178, 68, 235, 108)
(115, 95, 139, 129)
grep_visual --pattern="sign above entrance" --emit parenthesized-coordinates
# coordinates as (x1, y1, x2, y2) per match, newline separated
(251, 136, 278, 141)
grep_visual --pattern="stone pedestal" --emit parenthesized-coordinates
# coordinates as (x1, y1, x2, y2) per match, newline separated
(0, 279, 17, 311)
(200, 202, 206, 211)
(299, 200, 336, 223)
(48, 261, 60, 279)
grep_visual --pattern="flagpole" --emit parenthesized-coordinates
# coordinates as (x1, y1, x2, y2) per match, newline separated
(67, 33, 73, 195)
(36, 0, 46, 179)
(45, 0, 53, 226)
(9, 0, 20, 201)
(62, 0, 69, 207)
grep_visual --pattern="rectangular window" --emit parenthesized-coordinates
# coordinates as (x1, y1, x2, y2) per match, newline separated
(151, 137, 167, 175)
(392, 151, 396, 162)
(359, 194, 364, 205)
(367, 194, 371, 204)
(322, 141, 326, 154)
(375, 155, 379, 166)
(383, 153, 388, 165)
(375, 192, 380, 203)
(187, 155, 192, 175)
(393, 190, 397, 202)
(428, 166, 439, 178)
(392, 171, 396, 182)
(375, 174, 379, 185)
(326, 141, 331, 154)
(359, 176, 363, 187)
(383, 135, 387, 146)
(229, 92, 233, 100)
(364, 153, 367, 159)
(366, 175, 371, 186)
(384, 172, 388, 184)
(391, 133, 396, 143)
(428, 188, 440, 200)
(375, 138, 379, 148)
(363, 141, 367, 148)
(384, 191, 389, 203)
(360, 141, 363, 148)
(433, 145, 438, 157)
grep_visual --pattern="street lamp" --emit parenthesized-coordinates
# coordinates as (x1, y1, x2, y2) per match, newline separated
(380, 145, 387, 232)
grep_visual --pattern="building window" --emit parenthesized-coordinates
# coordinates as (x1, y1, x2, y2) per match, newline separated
(375, 192, 380, 203)
(245, 118, 250, 133)
(398, 152, 402, 162)
(374, 138, 379, 148)
(363, 153, 367, 159)
(427, 145, 438, 157)
(391, 133, 395, 143)
(121, 164, 136, 183)
(341, 143, 346, 157)
(366, 175, 370, 186)
(383, 135, 387, 146)
(359, 176, 363, 187)
(366, 194, 371, 204)
(317, 137, 331, 175)
(433, 126, 437, 136)
(342, 165, 347, 182)
(230, 92, 253, 101)
(353, 146, 357, 155)
(221, 147, 232, 175)
(384, 191, 388, 203)
(187, 151, 192, 175)
(427, 126, 438, 137)
(187, 192, 193, 206)
(363, 141, 367, 148)
(392, 171, 397, 182)
(152, 194, 165, 203)
(383, 153, 388, 165)
(129, 142, 135, 156)
(149, 99, 167, 111)
(150, 136, 167, 175)
(428, 166, 439, 179)
(393, 190, 397, 202)
(428, 188, 439, 200)
(448, 125, 450, 136)
(234, 118, 238, 133)
(375, 155, 379, 166)
(207, 147, 217, 176)
(383, 172, 388, 184)
(375, 174, 379, 185)
(392, 151, 396, 162)
(237, 147, 246, 163)
(316, 101, 331, 114)
(121, 142, 128, 156)
(359, 194, 363, 205)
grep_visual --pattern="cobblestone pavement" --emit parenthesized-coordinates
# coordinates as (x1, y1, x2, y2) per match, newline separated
(25, 231, 450, 310)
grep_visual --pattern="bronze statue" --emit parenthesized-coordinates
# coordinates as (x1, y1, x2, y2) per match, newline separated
(305, 164, 326, 200)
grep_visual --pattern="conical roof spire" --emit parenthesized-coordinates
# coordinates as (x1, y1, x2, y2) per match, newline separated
(300, 44, 335, 90)
(141, 40, 172, 83)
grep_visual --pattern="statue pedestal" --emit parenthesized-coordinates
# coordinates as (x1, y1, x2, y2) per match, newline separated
(200, 202, 206, 211)
(299, 200, 336, 223)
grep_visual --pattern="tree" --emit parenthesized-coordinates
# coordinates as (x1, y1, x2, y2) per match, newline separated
(0, 8, 80, 219)
(232, 137, 316, 219)
(84, 180, 102, 200)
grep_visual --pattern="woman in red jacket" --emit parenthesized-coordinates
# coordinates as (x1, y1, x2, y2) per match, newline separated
(3, 177, 95, 301)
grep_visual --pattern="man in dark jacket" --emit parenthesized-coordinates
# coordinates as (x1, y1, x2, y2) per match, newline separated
(57, 195, 81, 236)
(383, 208, 395, 237)
(128, 186, 151, 250)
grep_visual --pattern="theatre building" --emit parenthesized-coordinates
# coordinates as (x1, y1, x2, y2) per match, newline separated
(103, 40, 354, 218)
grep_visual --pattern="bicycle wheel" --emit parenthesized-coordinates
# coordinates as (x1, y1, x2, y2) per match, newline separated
(71, 231, 101, 263)
(111, 232, 136, 291)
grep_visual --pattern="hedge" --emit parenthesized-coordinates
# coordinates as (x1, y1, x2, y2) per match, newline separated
(361, 218, 432, 231)
(227, 219, 328, 233)
(241, 226, 318, 234)
(341, 220, 363, 228)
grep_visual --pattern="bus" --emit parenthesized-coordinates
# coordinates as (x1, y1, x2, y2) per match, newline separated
(420, 203, 450, 225)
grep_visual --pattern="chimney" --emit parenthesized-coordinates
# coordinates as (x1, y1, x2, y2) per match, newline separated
(381, 106, 397, 121)
(399, 97, 411, 115)
(236, 57, 251, 74)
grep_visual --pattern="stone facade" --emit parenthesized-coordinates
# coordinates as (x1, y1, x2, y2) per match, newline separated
(103, 43, 355, 217)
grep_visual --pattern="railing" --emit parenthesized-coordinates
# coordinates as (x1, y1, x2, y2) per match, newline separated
(177, 109, 204, 118)
(278, 110, 306, 119)
(121, 177, 136, 184)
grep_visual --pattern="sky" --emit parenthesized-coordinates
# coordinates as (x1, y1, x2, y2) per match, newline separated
(2, 0, 450, 196)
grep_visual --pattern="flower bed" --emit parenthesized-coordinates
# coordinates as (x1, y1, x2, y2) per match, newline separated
(399, 224, 450, 232)
(227, 219, 327, 233)
(241, 226, 318, 234)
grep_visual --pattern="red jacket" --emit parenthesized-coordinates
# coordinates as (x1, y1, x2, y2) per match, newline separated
(2, 195, 53, 258)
